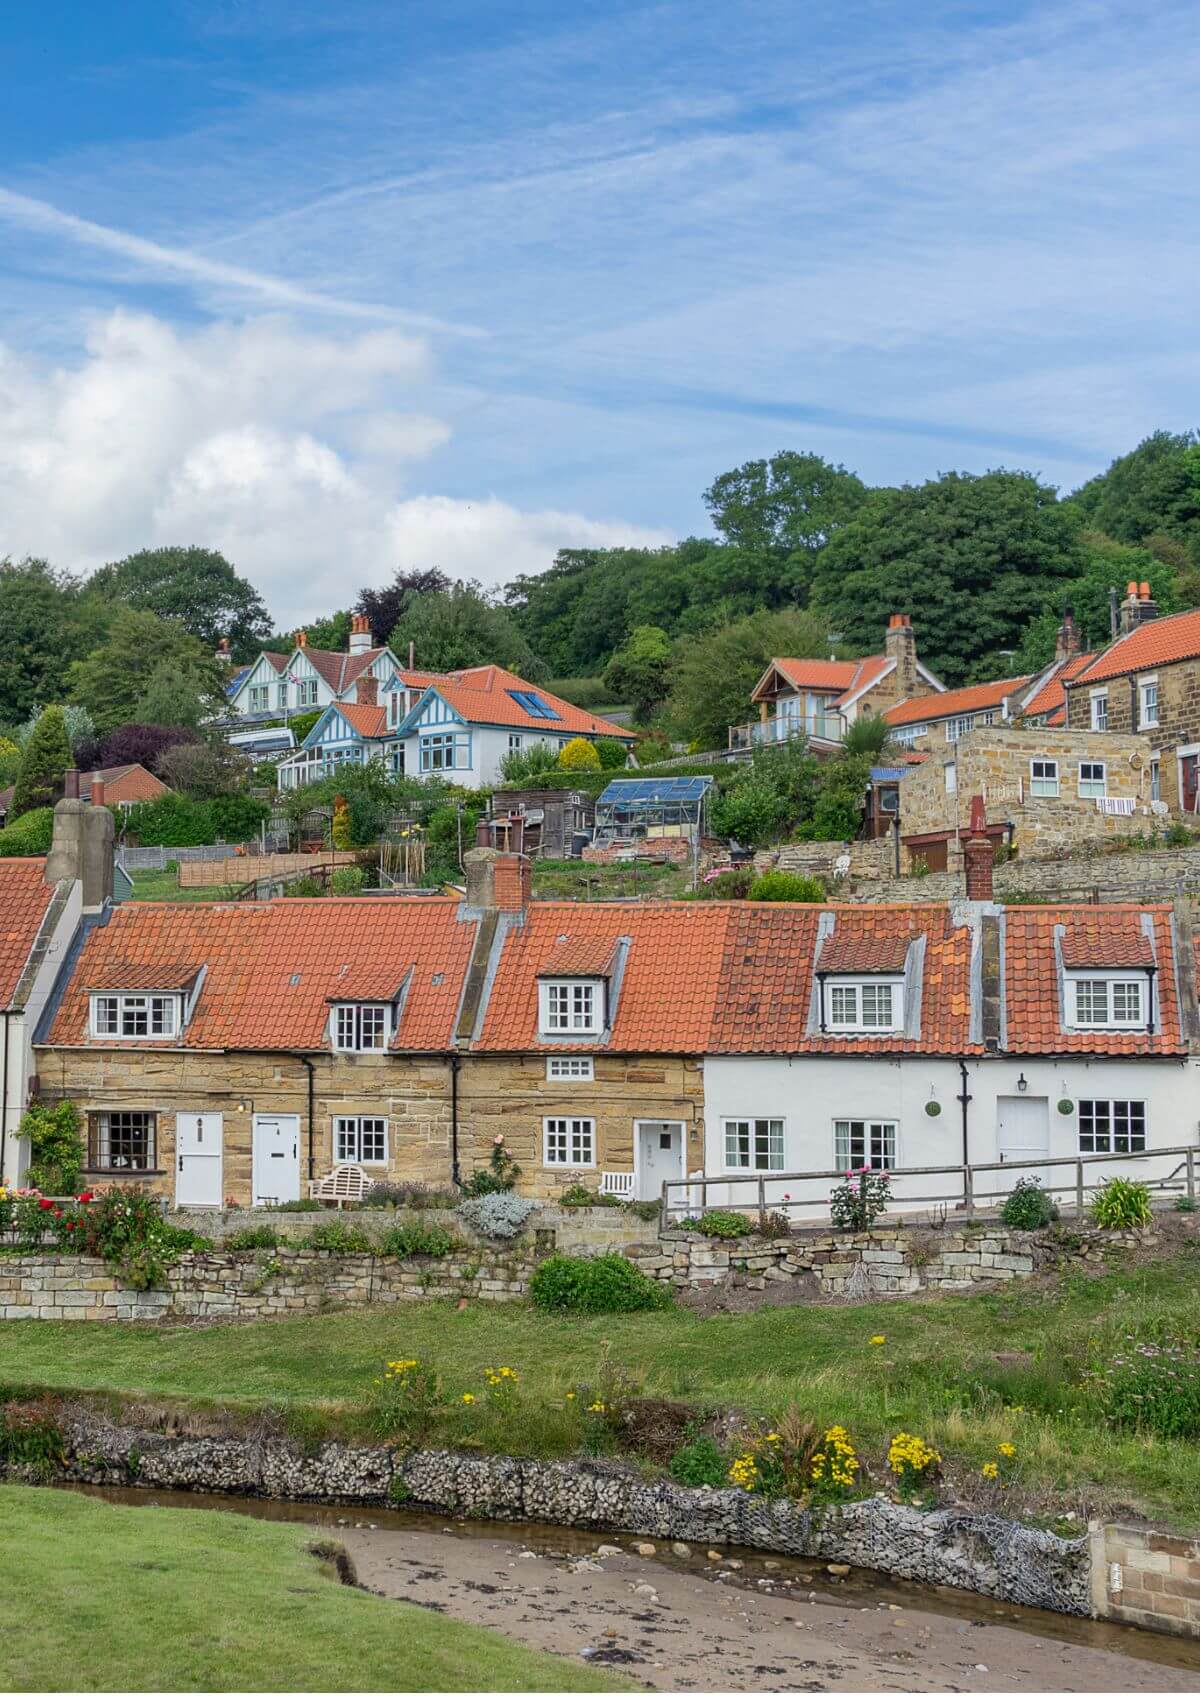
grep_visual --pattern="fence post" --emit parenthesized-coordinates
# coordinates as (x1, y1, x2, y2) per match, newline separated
(1188, 1149, 1196, 1205)
(660, 1180, 670, 1235)
(1076, 1159, 1085, 1217)
(757, 1174, 767, 1230)
(963, 1164, 974, 1213)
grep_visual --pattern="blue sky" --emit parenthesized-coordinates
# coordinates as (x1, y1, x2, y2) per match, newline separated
(0, 0, 1196, 625)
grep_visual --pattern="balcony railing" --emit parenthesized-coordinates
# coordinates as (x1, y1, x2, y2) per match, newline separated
(728, 709, 847, 752)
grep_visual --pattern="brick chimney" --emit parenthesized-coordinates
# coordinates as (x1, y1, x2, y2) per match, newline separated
(355, 674, 379, 707)
(1055, 604, 1081, 662)
(296, 629, 307, 649)
(1120, 580, 1159, 635)
(214, 636, 232, 665)
(90, 777, 106, 809)
(462, 846, 531, 912)
(884, 613, 920, 700)
(349, 613, 373, 656)
(963, 794, 994, 902)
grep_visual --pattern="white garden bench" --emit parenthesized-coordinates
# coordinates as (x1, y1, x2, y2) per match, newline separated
(308, 1163, 373, 1208)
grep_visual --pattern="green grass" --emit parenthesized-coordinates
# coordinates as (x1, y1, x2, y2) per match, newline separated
(4, 1254, 1200, 1526)
(532, 859, 690, 900)
(127, 870, 239, 903)
(0, 1485, 629, 1692)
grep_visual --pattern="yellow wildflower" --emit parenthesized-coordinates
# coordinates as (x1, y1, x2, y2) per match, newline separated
(870, 1335, 886, 1345)
(998, 1442, 1016, 1458)
(461, 1393, 475, 1404)
(982, 1461, 999, 1480)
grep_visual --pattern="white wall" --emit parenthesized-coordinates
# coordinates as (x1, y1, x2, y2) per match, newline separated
(700, 1053, 1199, 1219)
(2, 881, 82, 1186)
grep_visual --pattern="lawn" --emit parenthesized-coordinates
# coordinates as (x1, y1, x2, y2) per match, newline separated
(0, 1484, 630, 1692)
(2, 1254, 1198, 1527)
(531, 859, 690, 900)
(127, 870, 238, 903)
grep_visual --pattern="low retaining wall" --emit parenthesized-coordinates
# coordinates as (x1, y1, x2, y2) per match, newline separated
(848, 842, 1200, 905)
(53, 1409, 1092, 1618)
(1098, 1523, 1200, 1639)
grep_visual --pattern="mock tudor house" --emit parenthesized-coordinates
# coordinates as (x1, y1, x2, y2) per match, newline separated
(224, 617, 405, 726)
(29, 825, 1200, 1214)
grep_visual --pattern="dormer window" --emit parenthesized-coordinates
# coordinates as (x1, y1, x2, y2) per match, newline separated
(91, 993, 181, 1040)
(824, 977, 903, 1033)
(539, 979, 603, 1036)
(1066, 972, 1148, 1030)
(333, 1003, 390, 1052)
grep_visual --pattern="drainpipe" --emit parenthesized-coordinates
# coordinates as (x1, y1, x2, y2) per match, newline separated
(450, 1052, 462, 1187)
(957, 1059, 973, 1206)
(0, 1011, 10, 1187)
(1146, 966, 1157, 1038)
(817, 972, 827, 1034)
(297, 1055, 316, 1181)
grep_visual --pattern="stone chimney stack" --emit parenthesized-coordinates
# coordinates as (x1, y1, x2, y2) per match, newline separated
(214, 636, 232, 665)
(44, 795, 115, 912)
(884, 613, 920, 701)
(963, 794, 994, 903)
(1055, 604, 1081, 662)
(355, 674, 379, 707)
(462, 846, 531, 912)
(1120, 580, 1159, 635)
(63, 769, 79, 800)
(349, 614, 373, 656)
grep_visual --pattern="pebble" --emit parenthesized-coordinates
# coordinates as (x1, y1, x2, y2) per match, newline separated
(975, 1664, 989, 1673)
(763, 1560, 780, 1570)
(707, 1549, 723, 1560)
(634, 1583, 658, 1599)
(517, 1550, 537, 1561)
(727, 1558, 744, 1570)
(827, 1563, 850, 1576)
(671, 1541, 691, 1557)
(634, 1542, 657, 1556)
(569, 1558, 603, 1573)
(595, 1544, 622, 1558)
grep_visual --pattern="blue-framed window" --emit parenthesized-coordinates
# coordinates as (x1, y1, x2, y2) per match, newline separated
(420, 731, 471, 772)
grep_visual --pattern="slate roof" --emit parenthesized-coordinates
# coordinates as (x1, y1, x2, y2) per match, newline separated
(0, 859, 57, 1010)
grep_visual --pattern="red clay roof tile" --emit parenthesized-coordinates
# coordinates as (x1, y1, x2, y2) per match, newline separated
(1069, 609, 1200, 685)
(1004, 906, 1180, 1055)
(885, 677, 1029, 728)
(0, 858, 56, 1009)
(1061, 918, 1155, 969)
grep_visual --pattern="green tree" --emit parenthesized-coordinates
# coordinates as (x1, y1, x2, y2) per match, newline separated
(1068, 431, 1200, 564)
(1012, 533, 1181, 673)
(134, 658, 229, 731)
(85, 546, 273, 658)
(664, 607, 836, 750)
(0, 558, 102, 727)
(708, 742, 821, 848)
(10, 705, 71, 817)
(0, 737, 20, 786)
(391, 581, 546, 678)
(602, 625, 673, 722)
(703, 450, 868, 600)
(66, 610, 228, 735)
(356, 568, 450, 650)
(810, 470, 1083, 685)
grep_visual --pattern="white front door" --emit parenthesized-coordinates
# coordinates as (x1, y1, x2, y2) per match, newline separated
(175, 1113, 223, 1209)
(252, 1114, 301, 1206)
(636, 1120, 686, 1203)
(996, 1096, 1051, 1187)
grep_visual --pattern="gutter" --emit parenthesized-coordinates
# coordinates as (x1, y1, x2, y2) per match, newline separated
(450, 1052, 461, 1187)
(958, 1058, 973, 1207)
(0, 1011, 10, 1186)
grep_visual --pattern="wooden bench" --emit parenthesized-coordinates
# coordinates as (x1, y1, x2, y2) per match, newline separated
(309, 1163, 373, 1208)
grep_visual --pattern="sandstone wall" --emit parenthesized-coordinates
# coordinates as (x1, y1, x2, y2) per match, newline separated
(1064, 656, 1200, 812)
(849, 843, 1200, 904)
(1097, 1523, 1200, 1638)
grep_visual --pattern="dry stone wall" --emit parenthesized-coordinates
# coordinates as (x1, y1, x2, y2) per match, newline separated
(848, 842, 1200, 905)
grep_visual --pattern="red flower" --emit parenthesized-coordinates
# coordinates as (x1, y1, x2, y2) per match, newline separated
(38, 1199, 54, 1211)
(77, 1192, 94, 1204)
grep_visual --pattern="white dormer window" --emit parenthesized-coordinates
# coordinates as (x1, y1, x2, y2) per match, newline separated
(91, 993, 181, 1040)
(1066, 973, 1147, 1030)
(539, 980, 603, 1035)
(824, 978, 903, 1033)
(249, 685, 269, 712)
(332, 1003, 390, 1052)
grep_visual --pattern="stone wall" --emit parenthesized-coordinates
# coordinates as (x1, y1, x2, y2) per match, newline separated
(849, 842, 1200, 904)
(1096, 1523, 1200, 1638)
(1064, 654, 1200, 812)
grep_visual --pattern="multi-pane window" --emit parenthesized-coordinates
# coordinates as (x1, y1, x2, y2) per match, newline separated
(1068, 976, 1145, 1029)
(834, 1119, 897, 1171)
(1078, 1099, 1146, 1156)
(333, 1003, 389, 1052)
(249, 685, 269, 712)
(1090, 692, 1109, 732)
(91, 994, 180, 1039)
(1139, 678, 1159, 728)
(891, 724, 926, 747)
(1150, 759, 1161, 802)
(945, 715, 974, 742)
(88, 1111, 156, 1172)
(1078, 761, 1107, 798)
(723, 1118, 784, 1171)
(546, 1056, 594, 1080)
(944, 760, 957, 795)
(420, 732, 469, 771)
(1030, 759, 1059, 797)
(278, 681, 288, 709)
(825, 979, 900, 1032)
(298, 678, 319, 707)
(544, 1116, 595, 1166)
(508, 733, 522, 753)
(334, 1116, 388, 1164)
(541, 981, 600, 1033)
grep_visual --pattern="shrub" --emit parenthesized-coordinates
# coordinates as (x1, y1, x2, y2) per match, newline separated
(830, 1168, 891, 1233)
(379, 1223, 455, 1258)
(530, 1253, 673, 1314)
(695, 1209, 752, 1240)
(331, 795, 352, 850)
(224, 1226, 279, 1251)
(459, 1139, 521, 1197)
(623, 1199, 662, 1223)
(557, 736, 601, 772)
(306, 1220, 374, 1254)
(457, 1192, 537, 1240)
(558, 1183, 622, 1209)
(1100, 1340, 1200, 1439)
(747, 870, 825, 903)
(364, 1182, 459, 1210)
(595, 737, 629, 769)
(0, 806, 54, 857)
(274, 1197, 322, 1213)
(10, 706, 71, 817)
(1091, 1176, 1152, 1229)
(807, 1423, 865, 1504)
(669, 1436, 728, 1488)
(1175, 1195, 1197, 1213)
(1000, 1176, 1059, 1231)
(52, 1187, 202, 1290)
(368, 1357, 444, 1442)
(0, 1397, 64, 1478)
(330, 864, 366, 895)
(690, 867, 755, 901)
(545, 677, 610, 710)
(20, 1101, 84, 1197)
(887, 1431, 942, 1503)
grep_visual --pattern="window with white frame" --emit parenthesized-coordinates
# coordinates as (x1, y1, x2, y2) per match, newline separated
(945, 715, 974, 742)
(298, 677, 318, 707)
(90, 993, 180, 1040)
(420, 731, 470, 771)
(824, 977, 903, 1032)
(333, 1115, 388, 1164)
(891, 724, 926, 747)
(249, 685, 269, 712)
(834, 1119, 897, 1171)
(332, 1003, 390, 1052)
(1078, 1099, 1146, 1155)
(277, 681, 288, 709)
(1066, 973, 1147, 1029)
(1090, 690, 1109, 732)
(539, 980, 602, 1035)
(980, 709, 997, 726)
(944, 760, 957, 795)
(1150, 758, 1161, 802)
(1139, 677, 1159, 728)
(388, 691, 400, 726)
(508, 733, 522, 753)
(1030, 758, 1059, 797)
(544, 1116, 595, 1166)
(723, 1117, 784, 1171)
(1078, 760, 1107, 799)
(546, 1056, 594, 1081)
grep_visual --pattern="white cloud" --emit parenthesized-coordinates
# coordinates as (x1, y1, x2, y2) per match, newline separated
(0, 309, 667, 624)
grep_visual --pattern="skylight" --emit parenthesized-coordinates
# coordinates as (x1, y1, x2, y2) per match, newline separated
(507, 689, 561, 720)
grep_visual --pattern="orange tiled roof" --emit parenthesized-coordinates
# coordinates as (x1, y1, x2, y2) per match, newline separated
(834, 654, 895, 705)
(538, 935, 622, 978)
(884, 676, 1030, 728)
(1020, 654, 1097, 722)
(764, 658, 865, 696)
(334, 703, 389, 739)
(1070, 609, 1200, 686)
(0, 858, 56, 1010)
(1004, 906, 1180, 1055)
(1061, 917, 1155, 969)
(418, 666, 633, 741)
(83, 960, 201, 993)
(817, 925, 912, 974)
(46, 897, 478, 1052)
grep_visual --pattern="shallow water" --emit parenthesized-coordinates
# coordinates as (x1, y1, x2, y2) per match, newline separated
(64, 1480, 1200, 1673)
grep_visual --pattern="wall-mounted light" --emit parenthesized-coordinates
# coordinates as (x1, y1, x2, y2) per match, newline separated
(237, 1098, 255, 1114)
(1017, 1073, 1028, 1094)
